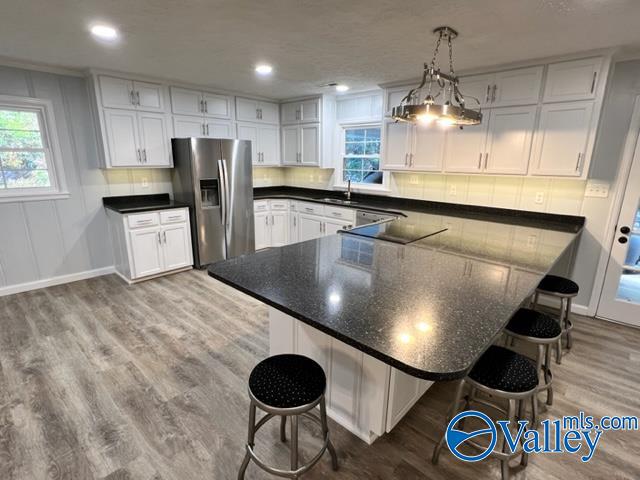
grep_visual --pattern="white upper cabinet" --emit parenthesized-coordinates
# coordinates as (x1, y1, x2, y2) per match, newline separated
(382, 120, 412, 170)
(238, 123, 279, 165)
(483, 106, 536, 175)
(138, 112, 170, 167)
(281, 124, 320, 166)
(337, 93, 383, 123)
(236, 97, 279, 124)
(99, 76, 165, 112)
(458, 73, 495, 109)
(170, 87, 233, 119)
(384, 87, 410, 117)
(281, 97, 321, 124)
(173, 114, 234, 138)
(543, 58, 602, 103)
(205, 119, 235, 139)
(282, 125, 299, 165)
(412, 125, 445, 172)
(443, 122, 489, 173)
(530, 101, 594, 177)
(491, 66, 544, 107)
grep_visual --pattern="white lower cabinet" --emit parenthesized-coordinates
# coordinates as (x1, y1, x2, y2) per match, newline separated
(254, 201, 289, 249)
(298, 213, 324, 241)
(107, 208, 193, 283)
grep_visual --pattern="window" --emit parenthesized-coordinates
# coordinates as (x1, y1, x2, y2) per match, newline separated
(0, 95, 67, 201)
(342, 126, 383, 185)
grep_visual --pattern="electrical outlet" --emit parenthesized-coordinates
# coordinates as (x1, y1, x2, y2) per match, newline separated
(449, 185, 457, 196)
(141, 177, 149, 189)
(535, 192, 544, 204)
(527, 235, 538, 249)
(409, 175, 419, 185)
(584, 181, 610, 198)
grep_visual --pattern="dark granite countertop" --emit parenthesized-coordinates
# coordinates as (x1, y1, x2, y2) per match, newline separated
(103, 194, 189, 214)
(208, 187, 583, 381)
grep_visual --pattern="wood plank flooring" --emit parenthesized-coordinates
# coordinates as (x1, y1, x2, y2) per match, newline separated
(0, 270, 638, 479)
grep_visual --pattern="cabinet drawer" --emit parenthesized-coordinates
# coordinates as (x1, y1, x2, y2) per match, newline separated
(254, 200, 269, 212)
(298, 202, 324, 216)
(127, 212, 159, 229)
(160, 209, 187, 224)
(269, 199, 289, 210)
(324, 206, 356, 222)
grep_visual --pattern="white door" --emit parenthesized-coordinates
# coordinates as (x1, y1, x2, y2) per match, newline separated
(412, 125, 445, 171)
(281, 102, 300, 124)
(161, 224, 191, 271)
(104, 109, 140, 167)
(300, 124, 320, 165)
(282, 125, 300, 165)
(382, 120, 411, 170)
(237, 123, 259, 164)
(99, 76, 134, 109)
(173, 115, 204, 137)
(324, 218, 352, 235)
(531, 101, 594, 176)
(129, 227, 163, 278)
(254, 211, 270, 249)
(138, 112, 170, 167)
(236, 97, 259, 122)
(443, 121, 489, 173)
(598, 109, 640, 326)
(133, 81, 164, 112)
(270, 212, 289, 247)
(170, 87, 203, 116)
(259, 101, 280, 124)
(301, 98, 320, 123)
(298, 214, 323, 241)
(258, 125, 279, 165)
(205, 119, 235, 139)
(203, 92, 232, 119)
(543, 57, 602, 103)
(458, 73, 494, 108)
(483, 106, 536, 174)
(491, 66, 544, 107)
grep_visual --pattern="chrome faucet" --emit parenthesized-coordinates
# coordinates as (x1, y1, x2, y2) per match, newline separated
(345, 179, 352, 200)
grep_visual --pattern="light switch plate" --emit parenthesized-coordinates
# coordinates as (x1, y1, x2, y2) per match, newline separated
(585, 181, 610, 198)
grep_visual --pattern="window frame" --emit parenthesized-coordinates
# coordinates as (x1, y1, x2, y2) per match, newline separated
(0, 95, 68, 202)
(335, 122, 389, 193)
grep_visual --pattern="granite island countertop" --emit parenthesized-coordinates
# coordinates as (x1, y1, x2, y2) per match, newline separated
(208, 187, 583, 381)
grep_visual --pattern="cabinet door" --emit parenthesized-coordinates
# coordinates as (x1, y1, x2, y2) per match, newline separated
(412, 125, 445, 171)
(173, 115, 204, 137)
(281, 102, 300, 124)
(258, 101, 279, 124)
(270, 212, 289, 247)
(258, 125, 279, 165)
(384, 87, 409, 117)
(254, 211, 270, 249)
(298, 214, 323, 241)
(237, 123, 259, 165)
(492, 66, 543, 107)
(300, 124, 320, 165)
(301, 98, 320, 123)
(282, 125, 300, 165)
(203, 92, 232, 119)
(382, 120, 411, 170)
(236, 97, 259, 122)
(483, 106, 536, 175)
(543, 57, 602, 103)
(443, 121, 489, 173)
(205, 119, 235, 139)
(133, 81, 164, 112)
(138, 112, 170, 167)
(324, 218, 352, 235)
(104, 109, 141, 167)
(170, 87, 203, 116)
(458, 73, 494, 108)
(99, 76, 134, 110)
(531, 101, 594, 177)
(161, 224, 192, 271)
(129, 227, 163, 278)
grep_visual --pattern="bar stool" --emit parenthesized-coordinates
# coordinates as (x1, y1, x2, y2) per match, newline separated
(433, 346, 539, 480)
(504, 308, 562, 408)
(238, 354, 338, 479)
(532, 274, 579, 364)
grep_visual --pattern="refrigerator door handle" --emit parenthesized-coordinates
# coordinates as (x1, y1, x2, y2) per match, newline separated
(220, 159, 232, 227)
(217, 159, 227, 228)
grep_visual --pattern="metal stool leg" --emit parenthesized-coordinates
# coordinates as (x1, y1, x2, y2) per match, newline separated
(433, 379, 465, 465)
(280, 415, 287, 442)
(544, 345, 553, 406)
(501, 399, 515, 480)
(532, 291, 539, 309)
(320, 397, 338, 471)
(290, 415, 298, 474)
(531, 389, 539, 430)
(238, 402, 257, 480)
(566, 298, 573, 350)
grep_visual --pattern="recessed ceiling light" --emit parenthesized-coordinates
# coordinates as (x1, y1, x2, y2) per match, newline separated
(255, 64, 273, 76)
(335, 84, 350, 92)
(90, 24, 119, 41)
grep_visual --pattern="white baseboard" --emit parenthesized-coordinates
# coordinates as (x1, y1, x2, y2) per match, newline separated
(0, 266, 115, 297)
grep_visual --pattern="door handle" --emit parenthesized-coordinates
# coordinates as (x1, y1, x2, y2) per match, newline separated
(491, 85, 497, 103)
(142, 149, 147, 163)
(590, 72, 597, 94)
(157, 232, 161, 245)
(293, 216, 297, 227)
(135, 91, 140, 106)
(130, 91, 136, 106)
(484, 152, 489, 169)
(477, 153, 482, 169)
(575, 153, 582, 171)
(206, 124, 210, 136)
(200, 100, 204, 113)
(163, 231, 167, 243)
(204, 100, 208, 113)
(485, 85, 491, 104)
(137, 149, 142, 163)
(265, 215, 268, 226)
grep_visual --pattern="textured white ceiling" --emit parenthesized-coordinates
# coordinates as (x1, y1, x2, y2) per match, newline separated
(1, 0, 640, 99)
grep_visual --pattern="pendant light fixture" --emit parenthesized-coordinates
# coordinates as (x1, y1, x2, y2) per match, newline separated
(391, 26, 482, 127)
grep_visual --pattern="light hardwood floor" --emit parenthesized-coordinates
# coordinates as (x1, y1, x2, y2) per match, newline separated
(0, 270, 638, 479)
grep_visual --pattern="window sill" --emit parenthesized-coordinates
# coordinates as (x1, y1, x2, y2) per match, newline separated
(0, 191, 70, 203)
(333, 183, 391, 195)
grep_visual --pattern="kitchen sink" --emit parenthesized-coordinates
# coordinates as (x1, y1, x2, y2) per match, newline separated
(317, 197, 359, 205)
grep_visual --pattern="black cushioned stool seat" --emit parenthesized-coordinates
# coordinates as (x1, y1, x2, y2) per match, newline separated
(469, 345, 538, 393)
(506, 308, 562, 339)
(249, 354, 326, 409)
(537, 274, 579, 296)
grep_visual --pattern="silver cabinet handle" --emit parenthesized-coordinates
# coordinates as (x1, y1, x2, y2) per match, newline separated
(270, 215, 274, 226)
(410, 153, 414, 167)
(575, 153, 582, 171)
(485, 85, 491, 104)
(137, 149, 142, 163)
(130, 91, 136, 105)
(477, 152, 482, 169)
(143, 149, 147, 163)
(484, 152, 489, 169)
(200, 100, 204, 113)
(293, 216, 297, 227)
(295, 109, 300, 120)
(590, 72, 597, 94)
(135, 91, 140, 106)
(305, 207, 313, 212)
(163, 231, 167, 243)
(265, 215, 269, 226)
(206, 124, 210, 136)
(331, 212, 342, 217)
(157, 232, 161, 244)
(204, 100, 208, 113)
(491, 85, 497, 103)
(404, 153, 409, 166)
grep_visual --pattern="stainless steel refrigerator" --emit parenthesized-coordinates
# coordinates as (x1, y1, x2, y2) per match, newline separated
(171, 138, 254, 267)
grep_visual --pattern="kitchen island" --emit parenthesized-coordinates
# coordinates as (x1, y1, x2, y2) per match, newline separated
(208, 190, 583, 443)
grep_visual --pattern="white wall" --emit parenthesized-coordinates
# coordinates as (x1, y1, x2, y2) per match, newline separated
(0, 65, 171, 295)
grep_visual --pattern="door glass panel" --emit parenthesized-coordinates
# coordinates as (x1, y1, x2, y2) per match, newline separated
(615, 202, 640, 303)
